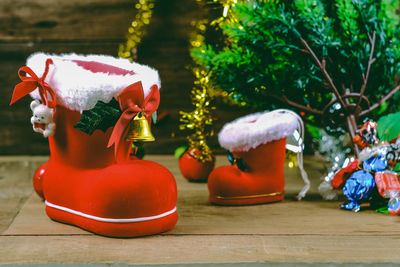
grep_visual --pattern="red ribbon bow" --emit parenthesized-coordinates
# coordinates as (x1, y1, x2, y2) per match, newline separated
(108, 81, 160, 162)
(10, 58, 56, 108)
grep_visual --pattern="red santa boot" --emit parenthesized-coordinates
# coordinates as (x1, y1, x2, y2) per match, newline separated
(10, 53, 178, 237)
(208, 110, 298, 205)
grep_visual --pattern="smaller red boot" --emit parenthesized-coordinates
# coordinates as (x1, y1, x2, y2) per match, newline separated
(208, 110, 298, 205)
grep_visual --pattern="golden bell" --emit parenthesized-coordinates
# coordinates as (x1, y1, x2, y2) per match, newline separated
(125, 113, 155, 142)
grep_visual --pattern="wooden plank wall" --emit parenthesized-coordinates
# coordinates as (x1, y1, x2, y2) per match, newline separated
(0, 0, 246, 155)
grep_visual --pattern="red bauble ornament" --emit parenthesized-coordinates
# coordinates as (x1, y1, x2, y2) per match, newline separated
(179, 149, 215, 182)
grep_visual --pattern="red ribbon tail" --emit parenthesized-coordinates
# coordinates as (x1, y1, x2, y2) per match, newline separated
(10, 82, 38, 105)
(115, 128, 132, 163)
(107, 127, 120, 149)
(43, 85, 57, 108)
(107, 111, 134, 161)
(143, 85, 160, 114)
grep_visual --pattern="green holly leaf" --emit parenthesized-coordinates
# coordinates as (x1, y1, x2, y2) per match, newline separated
(74, 99, 121, 135)
(393, 163, 400, 174)
(375, 206, 389, 214)
(174, 145, 189, 159)
(377, 112, 400, 141)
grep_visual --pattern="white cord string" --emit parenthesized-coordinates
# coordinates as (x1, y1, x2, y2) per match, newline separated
(274, 109, 310, 200)
(45, 201, 177, 223)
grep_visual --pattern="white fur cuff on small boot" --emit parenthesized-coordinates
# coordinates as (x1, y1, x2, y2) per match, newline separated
(218, 110, 298, 152)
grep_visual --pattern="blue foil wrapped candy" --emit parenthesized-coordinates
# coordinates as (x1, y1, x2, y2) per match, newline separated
(388, 196, 400, 215)
(341, 170, 376, 212)
(387, 191, 400, 215)
(363, 155, 388, 172)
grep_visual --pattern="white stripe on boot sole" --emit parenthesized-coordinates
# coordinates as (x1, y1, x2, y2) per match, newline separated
(45, 200, 177, 223)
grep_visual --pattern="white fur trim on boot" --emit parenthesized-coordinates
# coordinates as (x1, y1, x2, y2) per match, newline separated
(218, 110, 298, 152)
(26, 53, 160, 112)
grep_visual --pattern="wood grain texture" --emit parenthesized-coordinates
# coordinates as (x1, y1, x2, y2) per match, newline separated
(0, 0, 133, 41)
(1, 235, 400, 264)
(0, 156, 47, 233)
(1, 155, 400, 264)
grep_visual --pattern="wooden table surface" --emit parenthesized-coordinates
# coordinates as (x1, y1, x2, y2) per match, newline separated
(1, 155, 400, 265)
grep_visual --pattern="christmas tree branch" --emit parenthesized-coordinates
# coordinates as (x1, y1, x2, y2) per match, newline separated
(263, 91, 323, 115)
(359, 84, 400, 116)
(355, 31, 376, 113)
(322, 93, 371, 115)
(299, 37, 347, 110)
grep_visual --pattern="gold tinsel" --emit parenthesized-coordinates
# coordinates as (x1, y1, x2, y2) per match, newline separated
(179, 68, 215, 163)
(118, 0, 155, 61)
(179, 0, 240, 163)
